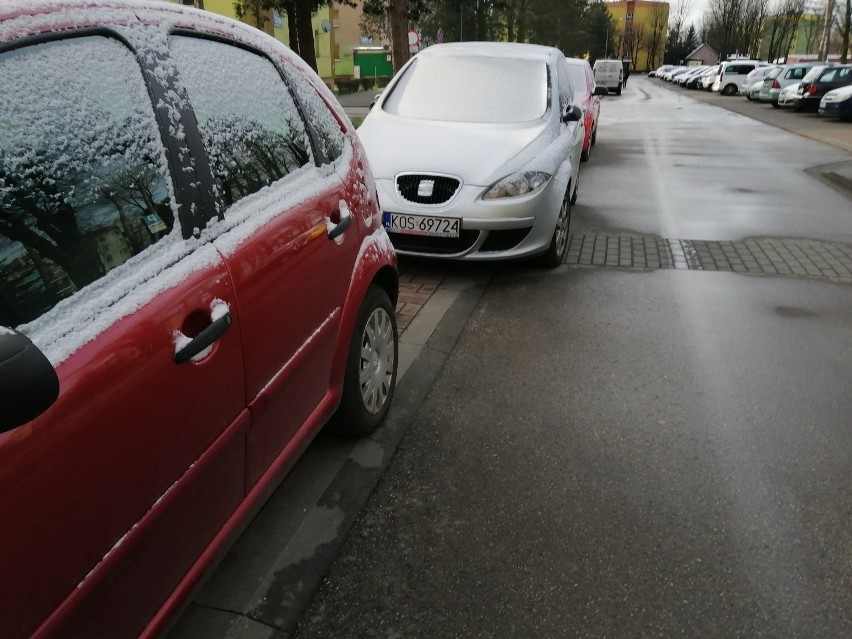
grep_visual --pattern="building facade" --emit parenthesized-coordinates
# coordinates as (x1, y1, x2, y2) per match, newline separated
(605, 0, 670, 72)
(758, 13, 824, 61)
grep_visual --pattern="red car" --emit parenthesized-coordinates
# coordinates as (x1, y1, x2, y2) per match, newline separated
(564, 57, 609, 162)
(0, 2, 398, 638)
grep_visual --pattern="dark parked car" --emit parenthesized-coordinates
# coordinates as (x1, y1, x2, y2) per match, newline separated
(795, 64, 852, 112)
(819, 84, 852, 120)
(0, 1, 399, 638)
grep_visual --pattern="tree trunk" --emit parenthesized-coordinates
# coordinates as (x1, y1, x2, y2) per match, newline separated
(517, 0, 527, 43)
(286, 1, 300, 57)
(388, 0, 410, 73)
(819, 0, 835, 60)
(842, 0, 851, 63)
(295, 0, 318, 71)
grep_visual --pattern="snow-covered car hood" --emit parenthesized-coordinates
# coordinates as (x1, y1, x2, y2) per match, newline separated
(357, 112, 555, 187)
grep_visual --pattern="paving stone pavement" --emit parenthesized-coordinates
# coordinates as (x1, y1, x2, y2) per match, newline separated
(566, 234, 852, 284)
(392, 233, 852, 331)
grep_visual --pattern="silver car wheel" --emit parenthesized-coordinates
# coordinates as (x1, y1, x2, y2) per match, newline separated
(359, 306, 395, 414)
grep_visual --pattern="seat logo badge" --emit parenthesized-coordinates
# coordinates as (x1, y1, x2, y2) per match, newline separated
(417, 179, 435, 197)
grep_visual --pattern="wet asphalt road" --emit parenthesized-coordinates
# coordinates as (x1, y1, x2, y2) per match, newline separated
(293, 78, 852, 637)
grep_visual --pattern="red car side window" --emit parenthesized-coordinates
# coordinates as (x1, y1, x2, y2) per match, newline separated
(284, 62, 347, 164)
(168, 36, 313, 212)
(0, 36, 176, 329)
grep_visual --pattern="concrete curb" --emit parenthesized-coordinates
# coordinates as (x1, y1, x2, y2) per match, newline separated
(805, 160, 852, 198)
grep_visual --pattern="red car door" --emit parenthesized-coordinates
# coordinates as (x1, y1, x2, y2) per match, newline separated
(168, 36, 361, 488)
(0, 35, 246, 639)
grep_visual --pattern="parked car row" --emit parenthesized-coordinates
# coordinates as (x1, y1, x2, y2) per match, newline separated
(653, 60, 852, 121)
(653, 59, 774, 95)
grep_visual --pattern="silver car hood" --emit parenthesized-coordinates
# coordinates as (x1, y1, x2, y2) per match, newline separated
(357, 112, 555, 187)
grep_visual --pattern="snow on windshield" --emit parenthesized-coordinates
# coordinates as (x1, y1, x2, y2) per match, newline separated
(382, 56, 548, 123)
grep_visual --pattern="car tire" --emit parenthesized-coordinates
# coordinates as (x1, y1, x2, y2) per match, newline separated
(721, 84, 737, 96)
(580, 142, 590, 162)
(330, 286, 398, 437)
(615, 87, 622, 96)
(540, 187, 571, 268)
(591, 125, 597, 146)
(770, 100, 780, 108)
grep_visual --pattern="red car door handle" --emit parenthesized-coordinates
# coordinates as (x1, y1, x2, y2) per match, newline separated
(174, 312, 233, 364)
(327, 207, 353, 240)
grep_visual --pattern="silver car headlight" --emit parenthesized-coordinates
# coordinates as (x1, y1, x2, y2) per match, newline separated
(482, 171, 551, 200)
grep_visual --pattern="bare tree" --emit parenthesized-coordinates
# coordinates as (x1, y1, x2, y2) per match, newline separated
(627, 23, 647, 65)
(765, 0, 806, 62)
(818, 0, 835, 57)
(670, 0, 694, 42)
(703, 0, 768, 59)
(802, 3, 825, 51)
(742, 0, 770, 57)
(646, 3, 669, 69)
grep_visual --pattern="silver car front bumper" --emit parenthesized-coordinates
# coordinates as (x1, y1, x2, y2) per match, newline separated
(376, 176, 565, 260)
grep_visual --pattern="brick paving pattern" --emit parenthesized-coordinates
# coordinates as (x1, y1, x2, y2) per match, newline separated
(566, 234, 852, 284)
(395, 271, 444, 333)
(392, 234, 852, 333)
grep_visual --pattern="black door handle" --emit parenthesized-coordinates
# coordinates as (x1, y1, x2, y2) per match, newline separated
(174, 312, 232, 364)
(328, 209, 353, 240)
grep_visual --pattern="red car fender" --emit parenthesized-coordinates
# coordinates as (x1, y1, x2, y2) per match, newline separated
(328, 227, 398, 397)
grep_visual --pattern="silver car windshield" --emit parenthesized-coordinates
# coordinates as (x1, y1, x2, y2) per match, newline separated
(382, 55, 549, 123)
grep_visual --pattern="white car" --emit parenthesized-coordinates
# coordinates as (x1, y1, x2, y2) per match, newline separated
(652, 64, 676, 78)
(662, 66, 687, 81)
(743, 66, 776, 99)
(700, 65, 721, 90)
(713, 59, 771, 95)
(593, 58, 625, 95)
(677, 65, 709, 86)
(776, 82, 801, 108)
(358, 42, 585, 267)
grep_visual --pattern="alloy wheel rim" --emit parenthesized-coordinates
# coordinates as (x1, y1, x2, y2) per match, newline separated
(359, 307, 395, 414)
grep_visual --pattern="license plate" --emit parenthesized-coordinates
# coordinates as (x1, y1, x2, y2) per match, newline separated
(383, 212, 460, 238)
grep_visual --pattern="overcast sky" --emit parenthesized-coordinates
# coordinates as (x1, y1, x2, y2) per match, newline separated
(686, 1, 708, 27)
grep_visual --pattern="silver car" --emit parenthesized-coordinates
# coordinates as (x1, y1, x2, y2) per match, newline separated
(758, 63, 818, 106)
(358, 42, 585, 267)
(776, 82, 802, 108)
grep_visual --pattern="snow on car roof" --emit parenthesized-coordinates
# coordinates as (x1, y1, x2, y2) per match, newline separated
(1, 0, 358, 365)
(416, 41, 558, 62)
(0, 0, 313, 85)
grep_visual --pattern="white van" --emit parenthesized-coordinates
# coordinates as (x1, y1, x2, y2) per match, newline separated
(712, 59, 771, 95)
(593, 58, 624, 95)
